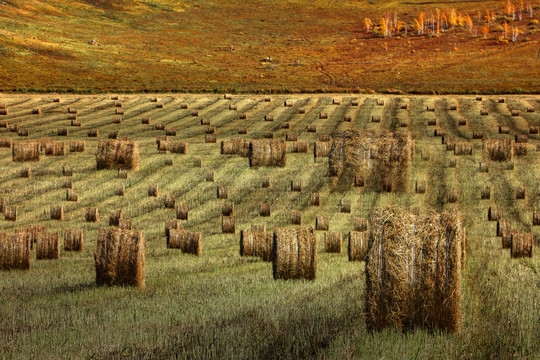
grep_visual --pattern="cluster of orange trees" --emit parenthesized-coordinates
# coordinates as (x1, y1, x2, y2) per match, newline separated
(363, 0, 535, 42)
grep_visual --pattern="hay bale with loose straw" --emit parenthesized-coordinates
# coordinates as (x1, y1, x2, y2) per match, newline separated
(355, 218, 368, 232)
(85, 208, 98, 222)
(272, 227, 317, 280)
(483, 139, 513, 162)
(291, 180, 301, 192)
(324, 232, 342, 253)
(88, 129, 99, 137)
(71, 120, 81, 127)
(285, 133, 297, 142)
(119, 219, 133, 230)
(8, 124, 19, 132)
(165, 220, 179, 246)
(201, 118, 210, 125)
(95, 227, 145, 289)
(314, 141, 331, 158)
(222, 201, 234, 216)
(310, 193, 320, 206)
(155, 123, 165, 130)
(64, 229, 83, 251)
(291, 211, 302, 225)
(0, 232, 31, 270)
(365, 207, 463, 332)
(222, 216, 236, 234)
(17, 129, 29, 137)
(12, 141, 40, 162)
(454, 142, 473, 156)
(96, 139, 139, 170)
(50, 205, 63, 220)
(263, 131, 274, 139)
(109, 210, 123, 226)
(66, 188, 77, 202)
(166, 128, 176, 136)
(205, 133, 217, 143)
(315, 215, 329, 231)
(176, 204, 189, 220)
(240, 226, 273, 261)
(349, 231, 369, 261)
(168, 229, 202, 256)
(249, 140, 287, 168)
(36, 232, 60, 260)
(511, 233, 533, 258)
(513, 143, 527, 156)
(329, 129, 413, 192)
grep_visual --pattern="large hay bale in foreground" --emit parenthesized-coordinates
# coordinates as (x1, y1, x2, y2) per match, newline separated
(240, 226, 273, 261)
(96, 139, 140, 170)
(249, 140, 287, 168)
(95, 227, 145, 289)
(12, 141, 40, 162)
(0, 232, 31, 270)
(168, 229, 202, 256)
(36, 232, 60, 260)
(366, 207, 464, 332)
(349, 231, 369, 261)
(329, 130, 413, 192)
(272, 227, 317, 280)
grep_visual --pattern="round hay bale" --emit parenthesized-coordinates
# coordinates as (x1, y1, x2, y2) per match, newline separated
(344, 115, 352, 122)
(62, 177, 73, 189)
(237, 112, 247, 119)
(318, 134, 330, 142)
(291, 179, 301, 192)
(148, 184, 158, 197)
(260, 203, 271, 217)
(176, 204, 189, 220)
(480, 109, 489, 116)
(472, 131, 483, 139)
(0, 232, 31, 269)
(351, 100, 359, 106)
(142, 117, 151, 124)
(428, 119, 436, 126)
(454, 142, 473, 156)
(449, 105, 458, 111)
(281, 122, 290, 129)
(354, 218, 368, 232)
(290, 210, 302, 225)
(17, 129, 29, 137)
(200, 118, 210, 125)
(446, 189, 458, 203)
(284, 100, 293, 107)
(168, 229, 202, 256)
(71, 119, 82, 127)
(292, 141, 309, 153)
(85, 207, 98, 222)
(112, 116, 122, 124)
(371, 115, 381, 123)
(95, 227, 146, 289)
(307, 125, 317, 132)
(156, 103, 164, 108)
(514, 143, 527, 156)
(529, 126, 539, 134)
(150, 97, 158, 102)
(155, 123, 165, 131)
(532, 212, 540, 226)
(96, 139, 139, 170)
(511, 233, 533, 258)
(8, 124, 18, 132)
(264, 114, 274, 121)
(238, 127, 247, 134)
(64, 229, 83, 252)
(272, 227, 317, 280)
(515, 187, 526, 200)
(480, 186, 490, 200)
(66, 189, 78, 202)
(5, 206, 17, 221)
(332, 99, 341, 105)
(400, 104, 408, 109)
(285, 133, 297, 142)
(205, 133, 217, 143)
(222, 216, 236, 234)
(69, 141, 86, 153)
(426, 105, 435, 112)
(515, 134, 528, 143)
(483, 139, 513, 162)
(263, 131, 274, 139)
(217, 186, 228, 199)
(479, 162, 489, 172)
(310, 192, 320, 206)
(206, 170, 215, 182)
(475, 96, 483, 101)
(314, 141, 331, 158)
(0, 138, 12, 148)
(50, 205, 63, 220)
(298, 108, 306, 114)
(229, 104, 237, 111)
(400, 121, 408, 128)
(20, 167, 31, 178)
(511, 110, 520, 116)
(340, 199, 351, 213)
(319, 113, 328, 120)
(118, 169, 128, 179)
(324, 232, 342, 253)
(67, 108, 77, 114)
(499, 126, 510, 134)
(190, 110, 199, 117)
(114, 184, 125, 196)
(222, 201, 234, 216)
(164, 220, 180, 246)
(526, 107, 535, 113)
(57, 128, 68, 136)
(32, 108, 41, 115)
(164, 194, 175, 209)
(488, 206, 501, 221)
(180, 103, 188, 109)
(315, 215, 329, 231)
(348, 231, 369, 261)
(261, 175, 270, 188)
(240, 227, 272, 261)
(0, 109, 7, 116)
(109, 210, 123, 226)
(115, 109, 124, 115)
(36, 232, 60, 260)
(248, 140, 287, 168)
(497, 220, 511, 237)
(0, 120, 8, 128)
(264, 97, 271, 102)
(376, 99, 384, 106)
(458, 119, 467, 126)
(87, 129, 99, 137)
(415, 180, 426, 194)
(166, 128, 177, 136)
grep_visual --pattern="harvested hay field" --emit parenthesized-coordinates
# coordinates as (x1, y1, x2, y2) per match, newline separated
(0, 94, 538, 359)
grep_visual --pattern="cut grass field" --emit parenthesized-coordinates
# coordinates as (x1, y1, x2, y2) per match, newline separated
(0, 0, 539, 94)
(0, 94, 539, 359)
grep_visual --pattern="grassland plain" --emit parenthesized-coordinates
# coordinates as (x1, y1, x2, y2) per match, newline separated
(0, 0, 539, 94)
(0, 94, 538, 359)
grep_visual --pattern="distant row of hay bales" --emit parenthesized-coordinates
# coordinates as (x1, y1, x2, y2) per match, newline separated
(365, 207, 465, 332)
(329, 130, 413, 192)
